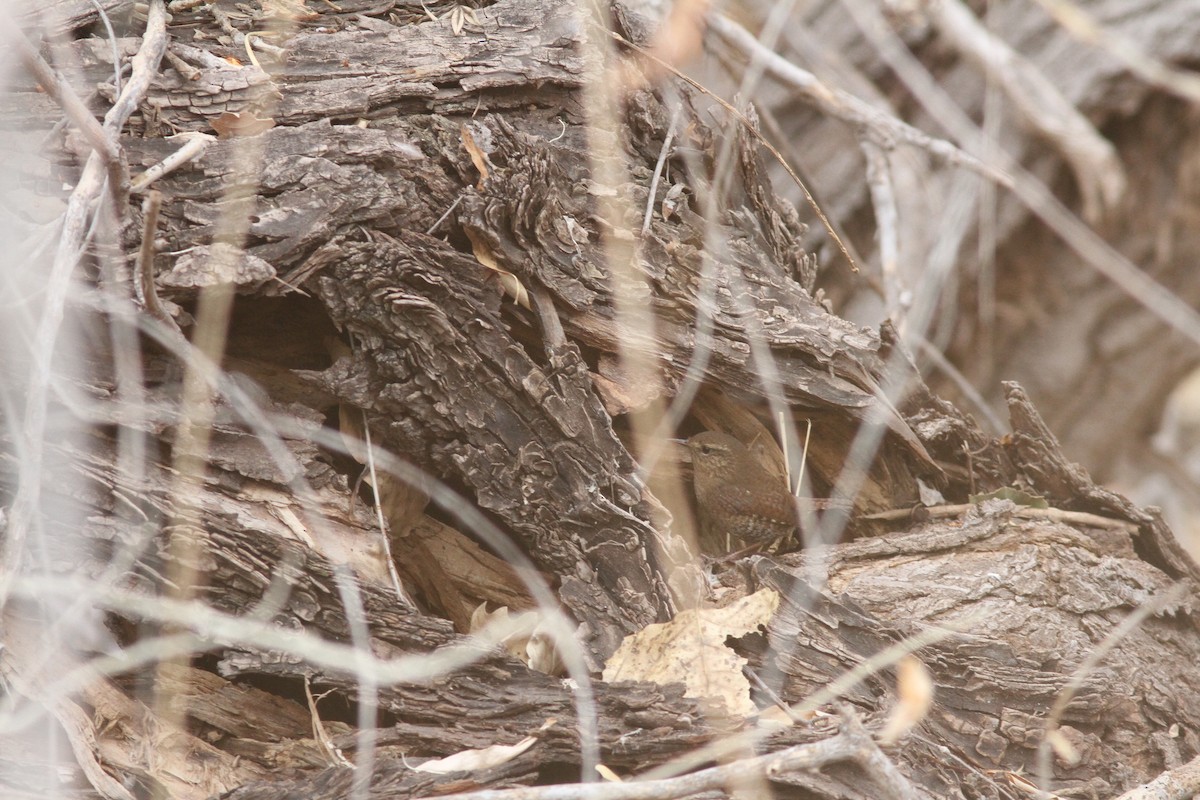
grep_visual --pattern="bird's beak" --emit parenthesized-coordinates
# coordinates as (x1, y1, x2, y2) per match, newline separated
(667, 438, 693, 464)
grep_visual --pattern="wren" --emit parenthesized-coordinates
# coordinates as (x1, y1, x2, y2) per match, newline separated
(683, 431, 797, 554)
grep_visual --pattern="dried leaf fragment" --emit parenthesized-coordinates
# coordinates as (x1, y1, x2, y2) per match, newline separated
(210, 110, 275, 138)
(464, 229, 530, 308)
(470, 604, 562, 675)
(460, 124, 490, 189)
(444, 3, 481, 36)
(602, 588, 780, 717)
(414, 734, 539, 774)
(595, 764, 623, 782)
(879, 655, 934, 745)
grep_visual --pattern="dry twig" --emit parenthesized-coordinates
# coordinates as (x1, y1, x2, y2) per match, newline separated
(0, 0, 169, 606)
(907, 0, 1125, 222)
(838, 0, 1200, 353)
(430, 705, 920, 800)
(709, 11, 1011, 189)
(134, 190, 186, 341)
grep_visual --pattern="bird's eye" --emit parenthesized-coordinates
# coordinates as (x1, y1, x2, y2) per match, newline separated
(699, 445, 712, 455)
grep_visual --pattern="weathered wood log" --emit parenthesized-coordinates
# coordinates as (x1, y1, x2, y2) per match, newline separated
(55, 0, 948, 661)
(7, 1, 1200, 799)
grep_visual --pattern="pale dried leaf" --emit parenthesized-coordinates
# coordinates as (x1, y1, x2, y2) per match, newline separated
(414, 734, 537, 774)
(526, 623, 564, 676)
(472, 604, 562, 673)
(595, 764, 623, 782)
(917, 477, 946, 506)
(602, 588, 780, 717)
(879, 655, 934, 745)
(460, 124, 490, 188)
(444, 4, 480, 36)
(557, 214, 589, 250)
(496, 272, 531, 309)
(469, 601, 495, 635)
(465, 229, 531, 308)
(661, 183, 685, 221)
(1002, 771, 1043, 794)
(373, 471, 428, 536)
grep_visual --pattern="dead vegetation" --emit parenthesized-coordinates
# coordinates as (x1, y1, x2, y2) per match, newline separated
(4, 1, 1200, 798)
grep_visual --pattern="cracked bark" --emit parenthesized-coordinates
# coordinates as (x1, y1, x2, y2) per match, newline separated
(6, 0, 1200, 799)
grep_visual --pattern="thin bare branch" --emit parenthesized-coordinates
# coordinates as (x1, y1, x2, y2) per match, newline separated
(130, 132, 215, 193)
(861, 139, 903, 319)
(1, 0, 169, 608)
(1033, 0, 1200, 105)
(838, 0, 1200, 355)
(3, 18, 120, 167)
(911, 0, 1125, 222)
(431, 704, 917, 800)
(709, 11, 1012, 189)
(134, 190, 186, 341)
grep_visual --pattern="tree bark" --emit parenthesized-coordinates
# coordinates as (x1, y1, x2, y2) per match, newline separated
(4, 1, 1200, 799)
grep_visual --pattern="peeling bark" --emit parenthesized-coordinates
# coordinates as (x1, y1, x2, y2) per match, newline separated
(5, 1, 1200, 799)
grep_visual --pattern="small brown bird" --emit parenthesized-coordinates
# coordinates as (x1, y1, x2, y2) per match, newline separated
(683, 431, 797, 555)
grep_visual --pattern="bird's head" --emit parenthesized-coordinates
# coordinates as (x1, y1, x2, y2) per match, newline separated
(684, 431, 746, 478)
